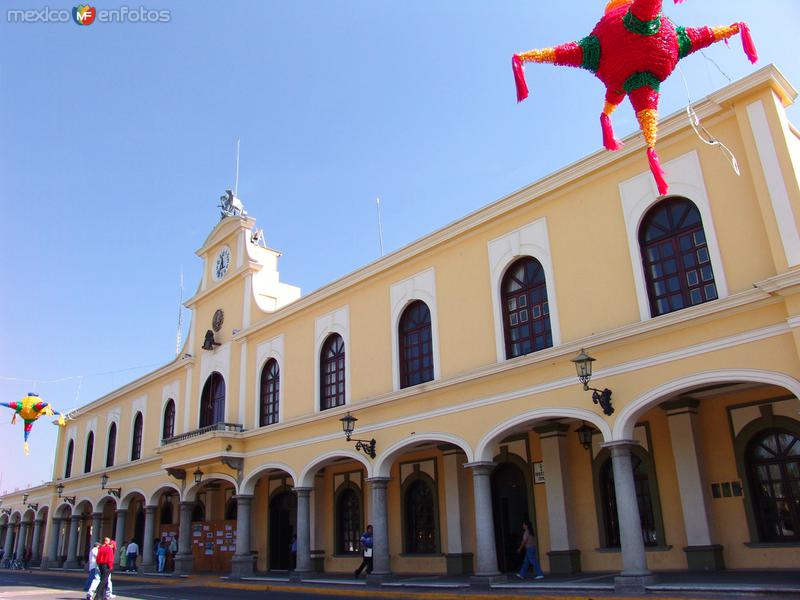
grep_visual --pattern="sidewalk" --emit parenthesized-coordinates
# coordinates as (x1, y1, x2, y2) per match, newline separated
(34, 567, 800, 597)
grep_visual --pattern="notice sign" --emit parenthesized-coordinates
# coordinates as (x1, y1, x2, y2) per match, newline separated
(533, 461, 545, 484)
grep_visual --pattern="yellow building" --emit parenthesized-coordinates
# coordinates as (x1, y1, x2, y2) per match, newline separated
(2, 65, 800, 592)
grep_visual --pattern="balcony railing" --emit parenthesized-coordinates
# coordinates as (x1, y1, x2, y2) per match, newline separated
(161, 422, 244, 446)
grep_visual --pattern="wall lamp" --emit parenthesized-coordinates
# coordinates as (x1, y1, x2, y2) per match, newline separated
(575, 422, 595, 451)
(27, 502, 39, 512)
(22, 493, 29, 504)
(193, 468, 204, 484)
(100, 473, 122, 499)
(56, 483, 76, 506)
(339, 412, 376, 459)
(571, 349, 614, 416)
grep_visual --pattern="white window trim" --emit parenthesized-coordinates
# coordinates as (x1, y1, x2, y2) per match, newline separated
(129, 395, 147, 461)
(314, 305, 350, 413)
(389, 267, 441, 391)
(64, 427, 77, 478)
(619, 150, 729, 321)
(105, 410, 119, 468)
(160, 380, 180, 442)
(254, 334, 285, 427)
(488, 217, 562, 363)
(198, 342, 231, 424)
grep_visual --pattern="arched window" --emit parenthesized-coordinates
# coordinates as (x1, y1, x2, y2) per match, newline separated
(84, 432, 94, 474)
(199, 372, 225, 427)
(131, 412, 143, 461)
(259, 359, 280, 426)
(191, 501, 205, 522)
(639, 197, 717, 317)
(64, 439, 74, 479)
(501, 256, 553, 359)
(162, 399, 175, 440)
(403, 477, 438, 554)
(335, 485, 361, 554)
(106, 423, 117, 468)
(747, 429, 800, 541)
(598, 451, 661, 547)
(320, 334, 345, 410)
(398, 300, 434, 388)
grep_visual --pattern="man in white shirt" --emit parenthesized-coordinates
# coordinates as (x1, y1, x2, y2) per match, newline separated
(85, 543, 114, 600)
(126, 539, 139, 573)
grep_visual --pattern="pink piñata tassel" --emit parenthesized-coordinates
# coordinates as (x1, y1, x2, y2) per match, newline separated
(647, 147, 669, 195)
(600, 113, 623, 151)
(739, 22, 758, 64)
(512, 54, 529, 102)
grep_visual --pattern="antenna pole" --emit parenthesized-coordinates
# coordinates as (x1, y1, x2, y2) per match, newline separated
(234, 138, 241, 197)
(175, 265, 184, 356)
(376, 197, 385, 256)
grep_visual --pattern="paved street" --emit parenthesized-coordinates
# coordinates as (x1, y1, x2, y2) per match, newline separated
(3, 569, 800, 600)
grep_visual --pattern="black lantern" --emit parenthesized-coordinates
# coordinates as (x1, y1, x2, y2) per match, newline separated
(571, 349, 614, 416)
(56, 482, 75, 506)
(100, 473, 121, 498)
(575, 422, 594, 451)
(22, 493, 28, 504)
(339, 412, 376, 459)
(339, 412, 357, 441)
(27, 502, 39, 512)
(193, 467, 204, 484)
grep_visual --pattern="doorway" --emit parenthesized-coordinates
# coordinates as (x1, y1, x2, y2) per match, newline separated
(491, 461, 532, 573)
(269, 490, 296, 570)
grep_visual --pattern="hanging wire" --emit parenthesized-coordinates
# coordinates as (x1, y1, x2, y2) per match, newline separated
(677, 64, 740, 176)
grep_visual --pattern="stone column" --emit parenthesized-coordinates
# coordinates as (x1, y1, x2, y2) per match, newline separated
(63, 514, 81, 568)
(114, 509, 128, 550)
(310, 473, 325, 573)
(141, 505, 157, 572)
(292, 488, 312, 578)
(366, 477, 391, 582)
(90, 512, 103, 546)
(31, 518, 44, 564)
(535, 422, 581, 574)
(2, 522, 14, 559)
(230, 495, 254, 579)
(441, 449, 472, 575)
(41, 517, 62, 569)
(15, 522, 29, 560)
(465, 462, 502, 584)
(606, 441, 654, 592)
(173, 502, 194, 575)
(662, 399, 723, 571)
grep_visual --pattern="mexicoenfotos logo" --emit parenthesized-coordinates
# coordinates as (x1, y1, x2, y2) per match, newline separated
(6, 5, 171, 24)
(73, 5, 96, 25)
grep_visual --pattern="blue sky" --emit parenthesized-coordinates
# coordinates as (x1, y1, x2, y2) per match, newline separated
(1, 0, 798, 493)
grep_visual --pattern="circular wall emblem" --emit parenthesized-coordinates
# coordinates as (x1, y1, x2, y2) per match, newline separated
(212, 309, 224, 332)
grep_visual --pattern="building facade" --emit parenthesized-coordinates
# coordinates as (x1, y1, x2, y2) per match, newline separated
(2, 65, 800, 590)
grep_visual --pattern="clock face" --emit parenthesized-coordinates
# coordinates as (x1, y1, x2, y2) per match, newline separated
(214, 247, 231, 280)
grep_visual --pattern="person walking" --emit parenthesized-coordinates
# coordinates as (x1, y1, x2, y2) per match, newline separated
(117, 541, 127, 573)
(156, 540, 167, 573)
(516, 520, 544, 580)
(95, 537, 116, 599)
(83, 542, 100, 598)
(353, 524, 373, 579)
(125, 539, 139, 573)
